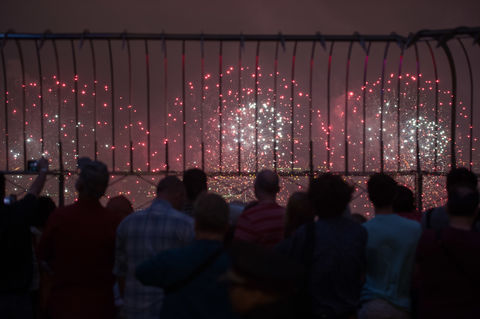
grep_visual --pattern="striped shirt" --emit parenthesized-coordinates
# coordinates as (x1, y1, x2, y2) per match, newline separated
(234, 202, 285, 249)
(113, 199, 194, 319)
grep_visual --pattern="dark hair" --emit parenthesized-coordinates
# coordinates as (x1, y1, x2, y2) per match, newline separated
(255, 170, 280, 195)
(284, 192, 314, 237)
(447, 168, 478, 196)
(447, 186, 479, 217)
(308, 173, 354, 218)
(32, 196, 56, 228)
(157, 175, 185, 195)
(367, 173, 397, 209)
(194, 193, 229, 233)
(77, 160, 109, 199)
(393, 185, 415, 213)
(183, 168, 208, 202)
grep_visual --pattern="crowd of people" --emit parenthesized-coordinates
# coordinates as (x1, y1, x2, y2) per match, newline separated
(1, 156, 480, 319)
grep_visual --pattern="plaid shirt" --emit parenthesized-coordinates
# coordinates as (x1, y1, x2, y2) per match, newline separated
(114, 199, 194, 319)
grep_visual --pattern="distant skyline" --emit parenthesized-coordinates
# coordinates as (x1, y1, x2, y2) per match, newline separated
(1, 0, 479, 35)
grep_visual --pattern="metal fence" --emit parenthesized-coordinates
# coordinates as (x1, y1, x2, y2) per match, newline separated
(1, 27, 479, 213)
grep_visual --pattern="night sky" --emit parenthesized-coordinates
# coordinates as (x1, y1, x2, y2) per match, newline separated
(1, 0, 479, 35)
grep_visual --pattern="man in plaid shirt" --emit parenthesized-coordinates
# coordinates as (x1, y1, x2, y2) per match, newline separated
(114, 176, 194, 319)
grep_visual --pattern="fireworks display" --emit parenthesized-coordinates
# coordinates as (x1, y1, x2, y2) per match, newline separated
(0, 40, 475, 217)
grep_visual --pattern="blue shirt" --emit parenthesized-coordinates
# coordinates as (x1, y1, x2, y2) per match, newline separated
(113, 199, 194, 319)
(361, 214, 422, 310)
(136, 239, 238, 319)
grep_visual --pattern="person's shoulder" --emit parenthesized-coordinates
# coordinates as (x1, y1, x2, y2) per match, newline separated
(396, 214, 422, 232)
(169, 208, 194, 225)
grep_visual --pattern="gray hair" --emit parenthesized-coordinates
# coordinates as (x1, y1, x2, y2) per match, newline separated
(77, 159, 109, 199)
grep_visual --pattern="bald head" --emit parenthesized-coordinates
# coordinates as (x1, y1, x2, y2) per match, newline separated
(254, 169, 280, 201)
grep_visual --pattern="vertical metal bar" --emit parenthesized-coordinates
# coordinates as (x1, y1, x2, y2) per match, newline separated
(309, 41, 316, 178)
(52, 40, 64, 206)
(273, 42, 279, 172)
(362, 42, 371, 173)
(396, 48, 404, 172)
(163, 40, 169, 173)
(237, 41, 242, 174)
(414, 43, 423, 212)
(200, 40, 205, 171)
(89, 39, 98, 161)
(107, 40, 116, 171)
(254, 41, 260, 173)
(144, 40, 151, 171)
(441, 43, 457, 170)
(218, 41, 223, 172)
(126, 40, 133, 173)
(35, 41, 45, 154)
(182, 40, 187, 172)
(1, 44, 9, 170)
(70, 40, 80, 158)
(15, 40, 27, 170)
(379, 42, 390, 173)
(425, 41, 439, 171)
(290, 41, 297, 173)
(344, 41, 353, 174)
(326, 42, 334, 171)
(457, 39, 474, 169)
(58, 141, 64, 207)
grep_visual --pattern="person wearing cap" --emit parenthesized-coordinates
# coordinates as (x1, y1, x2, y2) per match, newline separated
(114, 175, 194, 319)
(135, 193, 237, 319)
(225, 241, 304, 319)
(233, 169, 285, 248)
(38, 158, 123, 319)
(0, 157, 49, 319)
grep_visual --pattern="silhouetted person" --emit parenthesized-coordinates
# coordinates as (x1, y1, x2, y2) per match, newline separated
(225, 241, 304, 319)
(359, 173, 421, 319)
(415, 185, 480, 318)
(393, 185, 421, 222)
(182, 168, 208, 216)
(136, 193, 237, 319)
(277, 173, 367, 318)
(234, 169, 285, 248)
(422, 167, 479, 231)
(0, 157, 49, 319)
(38, 158, 122, 319)
(114, 175, 194, 319)
(107, 195, 134, 220)
(284, 191, 314, 238)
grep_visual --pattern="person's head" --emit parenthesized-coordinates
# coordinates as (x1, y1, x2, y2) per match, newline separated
(393, 185, 415, 214)
(194, 192, 230, 239)
(284, 192, 314, 237)
(107, 195, 134, 220)
(447, 186, 479, 219)
(308, 173, 354, 218)
(183, 168, 208, 203)
(446, 167, 478, 198)
(75, 158, 109, 200)
(156, 175, 185, 210)
(32, 196, 56, 229)
(367, 173, 398, 210)
(225, 241, 304, 314)
(254, 169, 280, 202)
(350, 213, 367, 224)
